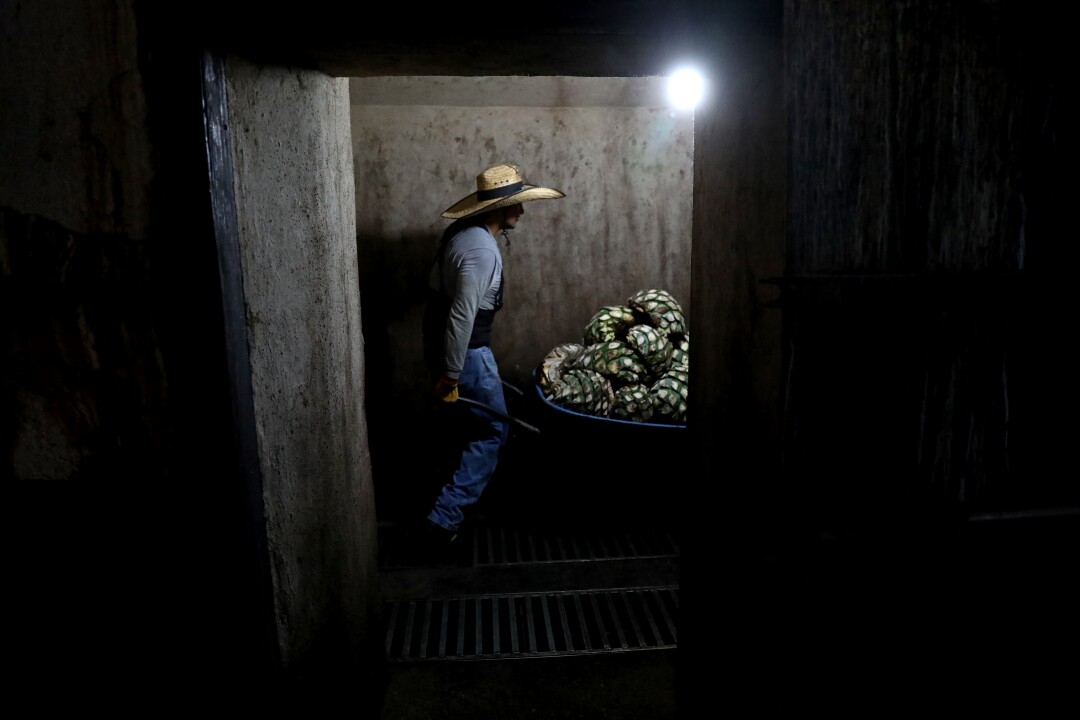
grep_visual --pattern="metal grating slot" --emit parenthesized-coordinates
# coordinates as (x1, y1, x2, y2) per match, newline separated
(470, 528, 679, 567)
(384, 586, 679, 662)
(378, 523, 679, 568)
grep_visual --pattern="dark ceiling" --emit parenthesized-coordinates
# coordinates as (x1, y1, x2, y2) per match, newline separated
(198, 0, 783, 77)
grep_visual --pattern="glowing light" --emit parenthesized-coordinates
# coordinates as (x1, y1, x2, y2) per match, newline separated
(667, 67, 706, 111)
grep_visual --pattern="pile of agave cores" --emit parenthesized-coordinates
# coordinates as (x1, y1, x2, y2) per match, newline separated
(536, 288, 689, 425)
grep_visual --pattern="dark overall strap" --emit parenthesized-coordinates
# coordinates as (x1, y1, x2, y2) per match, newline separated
(468, 273, 503, 348)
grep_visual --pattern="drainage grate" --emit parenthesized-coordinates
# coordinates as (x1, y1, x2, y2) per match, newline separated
(470, 527, 679, 566)
(384, 586, 678, 662)
(379, 524, 679, 568)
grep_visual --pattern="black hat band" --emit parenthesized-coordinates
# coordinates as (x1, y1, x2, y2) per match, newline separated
(476, 181, 524, 201)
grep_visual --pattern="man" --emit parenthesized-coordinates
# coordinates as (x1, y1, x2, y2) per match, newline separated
(419, 164, 565, 557)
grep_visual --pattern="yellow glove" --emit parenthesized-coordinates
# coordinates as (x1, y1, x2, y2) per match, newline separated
(434, 375, 459, 403)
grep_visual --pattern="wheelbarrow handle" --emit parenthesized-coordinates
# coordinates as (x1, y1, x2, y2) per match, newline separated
(456, 396, 541, 434)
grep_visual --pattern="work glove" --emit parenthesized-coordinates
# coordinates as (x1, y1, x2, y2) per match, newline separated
(434, 375, 459, 403)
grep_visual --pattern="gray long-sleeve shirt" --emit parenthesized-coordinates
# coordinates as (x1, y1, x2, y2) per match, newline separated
(429, 225, 503, 380)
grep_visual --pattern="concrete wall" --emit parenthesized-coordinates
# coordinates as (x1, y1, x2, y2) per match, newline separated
(349, 76, 693, 515)
(691, 30, 786, 525)
(1, 1, 152, 242)
(1, 0, 158, 478)
(2, 1, 190, 702)
(226, 56, 381, 687)
(782, 0, 1072, 517)
(3, 0, 384, 708)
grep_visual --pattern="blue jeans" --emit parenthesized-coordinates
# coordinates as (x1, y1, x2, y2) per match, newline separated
(428, 347, 510, 531)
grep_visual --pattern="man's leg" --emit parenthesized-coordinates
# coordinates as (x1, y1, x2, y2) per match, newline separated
(427, 347, 509, 532)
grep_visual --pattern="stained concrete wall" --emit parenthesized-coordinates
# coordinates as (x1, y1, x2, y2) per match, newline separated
(226, 56, 381, 685)
(3, 0, 384, 708)
(0, 1, 152, 241)
(349, 76, 693, 515)
(782, 0, 1072, 515)
(1, 0, 159, 479)
(690, 29, 786, 536)
(2, 1, 190, 701)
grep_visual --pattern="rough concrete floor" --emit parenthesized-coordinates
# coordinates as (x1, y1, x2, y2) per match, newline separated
(379, 651, 677, 719)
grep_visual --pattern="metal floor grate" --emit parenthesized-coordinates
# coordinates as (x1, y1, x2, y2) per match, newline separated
(379, 524, 679, 568)
(384, 586, 678, 662)
(470, 527, 678, 565)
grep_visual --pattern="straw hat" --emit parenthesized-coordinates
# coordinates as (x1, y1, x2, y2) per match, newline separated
(441, 164, 565, 220)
